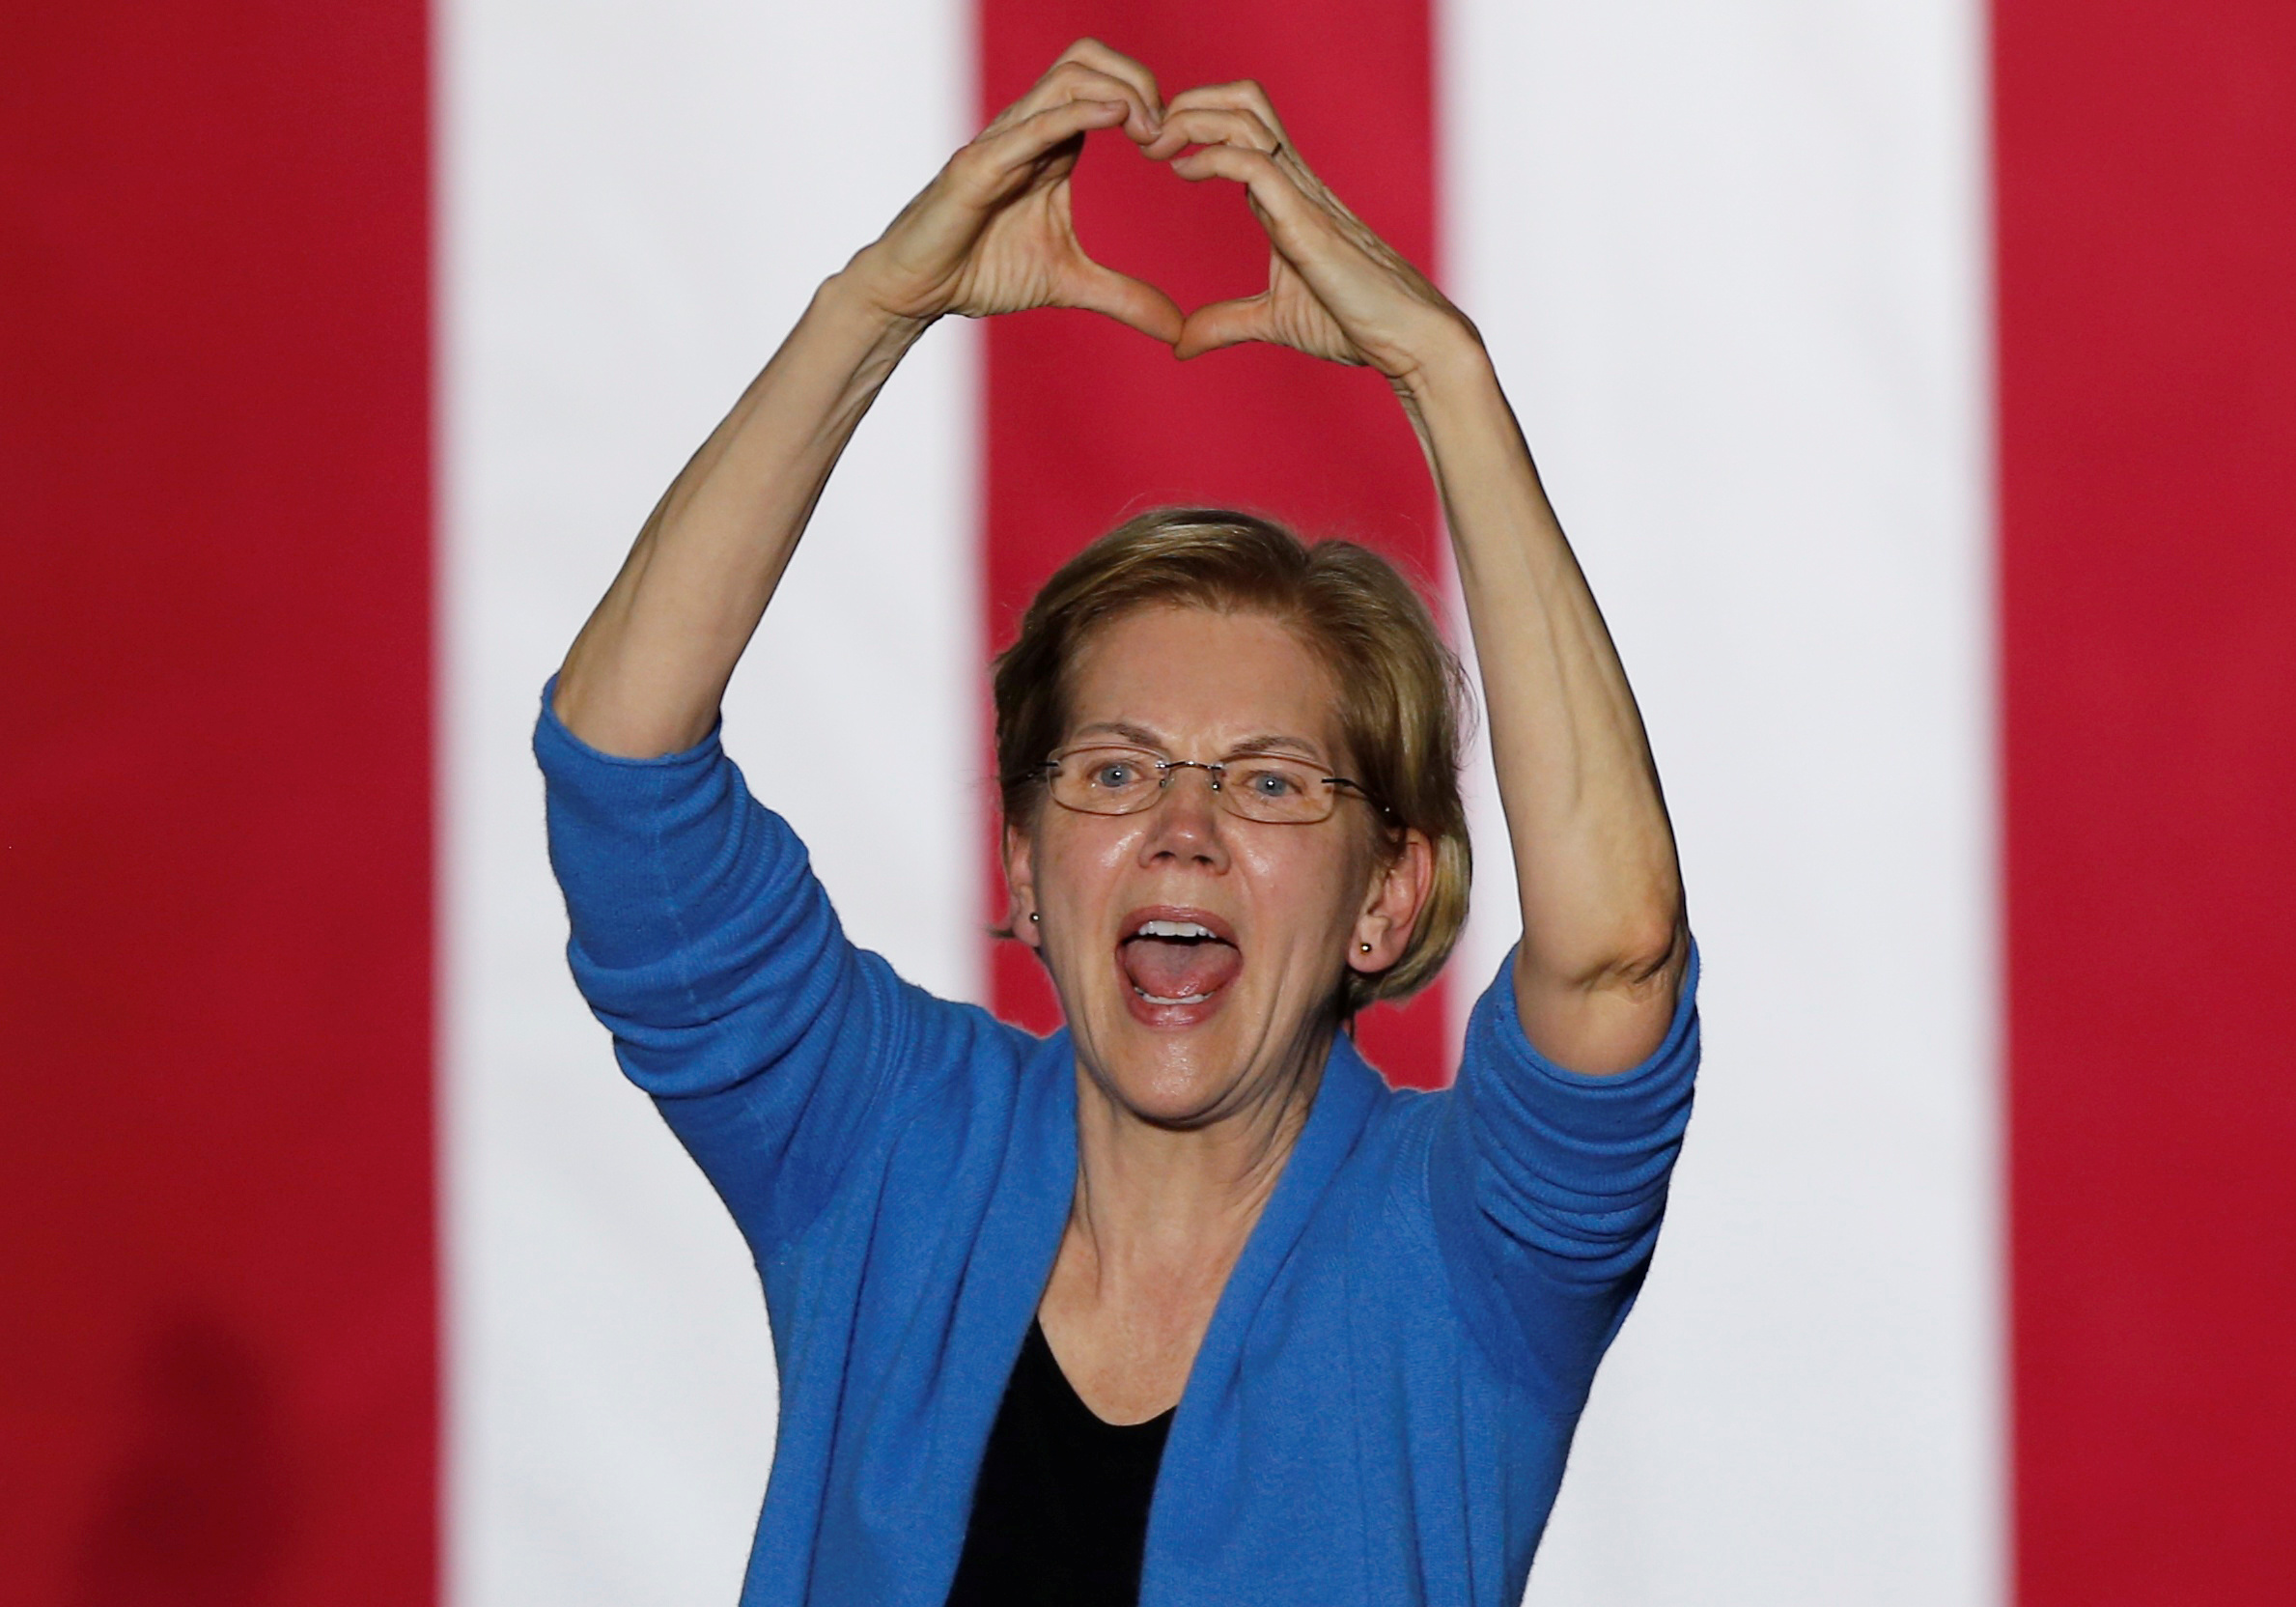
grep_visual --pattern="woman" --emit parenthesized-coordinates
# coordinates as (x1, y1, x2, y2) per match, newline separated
(543, 39, 1695, 1607)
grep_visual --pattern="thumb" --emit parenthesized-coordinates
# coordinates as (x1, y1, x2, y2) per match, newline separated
(1174, 295, 1274, 361)
(1060, 257, 1186, 345)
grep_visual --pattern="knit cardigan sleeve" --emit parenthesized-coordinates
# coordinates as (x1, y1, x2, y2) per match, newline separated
(533, 684, 994, 1255)
(1426, 945, 1701, 1410)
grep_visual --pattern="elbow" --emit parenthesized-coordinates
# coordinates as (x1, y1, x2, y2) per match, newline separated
(1530, 907, 1688, 1001)
(1510, 914, 1689, 1076)
(1605, 912, 1689, 992)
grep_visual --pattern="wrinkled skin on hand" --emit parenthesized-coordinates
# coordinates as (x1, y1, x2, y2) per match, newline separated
(845, 39, 1474, 386)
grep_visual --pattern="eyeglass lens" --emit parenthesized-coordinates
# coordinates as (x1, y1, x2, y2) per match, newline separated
(1049, 746, 1339, 824)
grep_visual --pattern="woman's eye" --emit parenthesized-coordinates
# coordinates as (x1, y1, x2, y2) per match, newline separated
(1093, 763, 1137, 788)
(1246, 768, 1300, 797)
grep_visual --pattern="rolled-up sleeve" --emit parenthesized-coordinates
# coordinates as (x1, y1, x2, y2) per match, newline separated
(1427, 945, 1700, 1408)
(535, 684, 966, 1252)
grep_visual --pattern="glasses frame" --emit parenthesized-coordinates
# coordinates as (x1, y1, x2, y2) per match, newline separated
(1033, 744, 1390, 825)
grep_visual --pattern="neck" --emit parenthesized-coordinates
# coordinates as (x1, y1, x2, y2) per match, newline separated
(1037, 1023, 1337, 1424)
(1065, 1028, 1330, 1297)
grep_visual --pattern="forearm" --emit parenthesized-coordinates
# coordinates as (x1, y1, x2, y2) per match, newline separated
(1398, 336, 1686, 1072)
(553, 270, 932, 757)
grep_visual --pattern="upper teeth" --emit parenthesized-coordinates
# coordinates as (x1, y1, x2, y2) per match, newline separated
(1136, 919, 1216, 940)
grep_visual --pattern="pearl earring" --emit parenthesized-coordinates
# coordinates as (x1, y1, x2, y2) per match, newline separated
(1359, 942, 1373, 953)
(1028, 913, 1040, 923)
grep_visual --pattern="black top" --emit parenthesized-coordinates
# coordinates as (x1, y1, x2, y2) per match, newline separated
(944, 1319, 1175, 1607)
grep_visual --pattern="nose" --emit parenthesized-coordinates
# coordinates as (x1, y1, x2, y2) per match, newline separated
(1139, 763, 1228, 867)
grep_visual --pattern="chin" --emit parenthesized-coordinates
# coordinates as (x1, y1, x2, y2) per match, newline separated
(1086, 1037, 1252, 1130)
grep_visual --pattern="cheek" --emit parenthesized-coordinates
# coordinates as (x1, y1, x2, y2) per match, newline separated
(1237, 834, 1372, 943)
(1032, 818, 1138, 916)
(1028, 819, 1373, 950)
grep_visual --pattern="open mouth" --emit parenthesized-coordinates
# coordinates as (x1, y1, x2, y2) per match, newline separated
(1118, 913, 1242, 1011)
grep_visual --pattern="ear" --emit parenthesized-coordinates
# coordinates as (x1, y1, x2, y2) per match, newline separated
(1002, 818, 1043, 949)
(1349, 828, 1434, 974)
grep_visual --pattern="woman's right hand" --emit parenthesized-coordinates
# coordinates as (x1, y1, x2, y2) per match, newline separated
(842, 40, 1184, 343)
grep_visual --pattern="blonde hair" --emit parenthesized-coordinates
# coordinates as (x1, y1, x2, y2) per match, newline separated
(994, 508, 1472, 1013)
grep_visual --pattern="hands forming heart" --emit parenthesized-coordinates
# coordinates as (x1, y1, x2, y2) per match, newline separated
(849, 38, 1471, 386)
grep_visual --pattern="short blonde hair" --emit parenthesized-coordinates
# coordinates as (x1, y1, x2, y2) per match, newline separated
(994, 508, 1472, 1013)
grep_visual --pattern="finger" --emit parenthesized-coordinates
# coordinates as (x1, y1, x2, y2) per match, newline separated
(959, 98, 1131, 197)
(994, 62, 1157, 142)
(1062, 259, 1186, 345)
(1140, 105, 1280, 163)
(1162, 78, 1292, 148)
(1053, 38, 1163, 129)
(1173, 295, 1274, 361)
(1167, 141, 1328, 257)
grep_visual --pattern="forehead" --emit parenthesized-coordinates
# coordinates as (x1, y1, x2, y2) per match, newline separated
(1065, 606, 1341, 755)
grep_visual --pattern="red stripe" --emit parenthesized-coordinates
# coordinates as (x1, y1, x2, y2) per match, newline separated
(1997, 2, 2296, 1599)
(978, 0, 1449, 1086)
(0, 4, 434, 1601)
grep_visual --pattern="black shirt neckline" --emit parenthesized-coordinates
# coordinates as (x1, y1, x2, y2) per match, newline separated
(1031, 1318, 1177, 1432)
(944, 1319, 1175, 1607)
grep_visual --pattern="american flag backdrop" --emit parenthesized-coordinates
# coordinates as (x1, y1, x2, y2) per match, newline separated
(5, 0, 2292, 1603)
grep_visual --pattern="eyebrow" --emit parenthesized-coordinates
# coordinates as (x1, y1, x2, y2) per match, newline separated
(1068, 722, 1333, 766)
(1071, 720, 1166, 747)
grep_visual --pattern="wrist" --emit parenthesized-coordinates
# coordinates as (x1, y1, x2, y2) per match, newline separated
(1386, 314, 1496, 407)
(800, 270, 941, 387)
(816, 259, 939, 344)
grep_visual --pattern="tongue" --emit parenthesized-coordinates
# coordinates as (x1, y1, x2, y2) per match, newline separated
(1121, 938, 1241, 1001)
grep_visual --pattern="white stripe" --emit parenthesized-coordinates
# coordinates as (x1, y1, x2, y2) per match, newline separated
(440, 1, 973, 1598)
(1442, 1, 2002, 1602)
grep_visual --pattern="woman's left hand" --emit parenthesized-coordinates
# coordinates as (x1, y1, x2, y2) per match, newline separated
(1143, 82, 1473, 381)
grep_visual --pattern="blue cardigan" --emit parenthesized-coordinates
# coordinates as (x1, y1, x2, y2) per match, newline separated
(538, 694, 1698, 1607)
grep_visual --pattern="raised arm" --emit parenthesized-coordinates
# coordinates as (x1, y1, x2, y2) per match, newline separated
(553, 41, 1184, 759)
(1402, 351, 1687, 1072)
(1150, 83, 1689, 1074)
